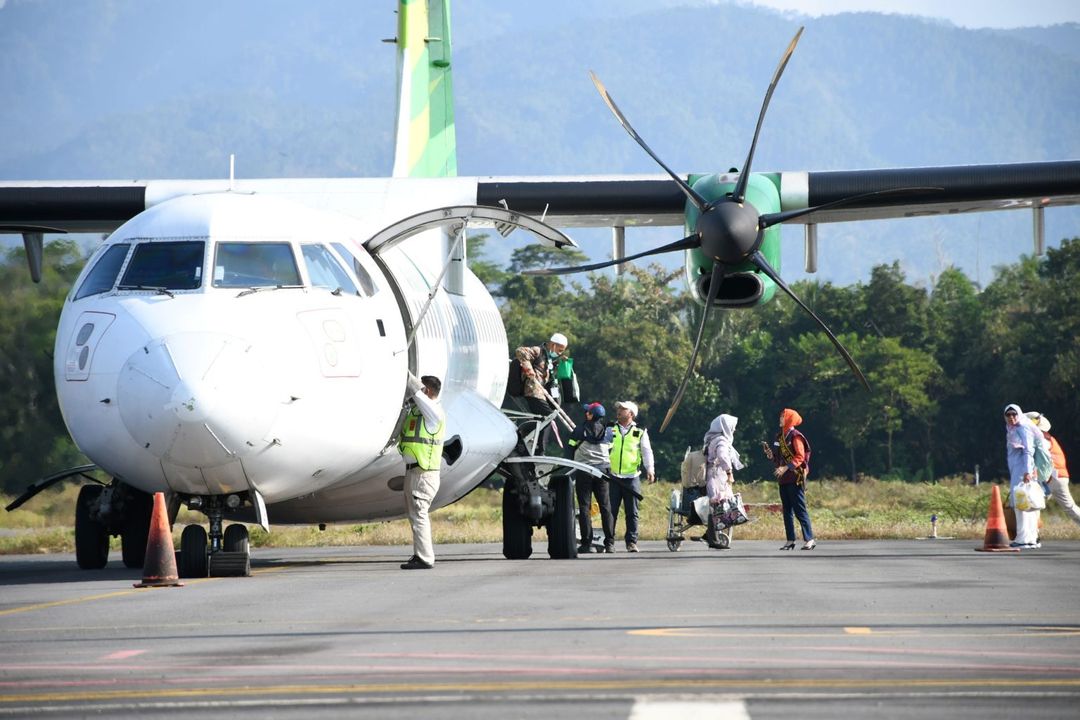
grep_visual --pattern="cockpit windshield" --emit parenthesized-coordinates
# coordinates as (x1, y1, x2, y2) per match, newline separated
(213, 242, 301, 288)
(119, 241, 204, 291)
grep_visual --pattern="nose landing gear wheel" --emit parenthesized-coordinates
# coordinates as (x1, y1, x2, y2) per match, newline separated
(178, 524, 208, 578)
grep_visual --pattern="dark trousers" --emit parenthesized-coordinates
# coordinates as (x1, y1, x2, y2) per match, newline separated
(779, 482, 814, 542)
(574, 471, 614, 549)
(609, 475, 642, 545)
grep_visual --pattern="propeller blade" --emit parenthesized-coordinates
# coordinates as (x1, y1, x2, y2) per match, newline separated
(589, 71, 709, 211)
(660, 263, 725, 433)
(758, 186, 944, 229)
(523, 235, 699, 276)
(750, 250, 870, 391)
(731, 26, 804, 204)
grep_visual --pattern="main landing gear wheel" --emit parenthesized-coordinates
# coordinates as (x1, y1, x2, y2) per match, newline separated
(502, 485, 533, 560)
(547, 474, 577, 560)
(75, 485, 109, 570)
(178, 525, 208, 578)
(120, 490, 153, 569)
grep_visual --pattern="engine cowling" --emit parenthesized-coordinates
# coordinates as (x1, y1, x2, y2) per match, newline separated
(683, 172, 783, 308)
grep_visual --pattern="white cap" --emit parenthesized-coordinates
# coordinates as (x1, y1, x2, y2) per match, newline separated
(615, 400, 638, 417)
(549, 332, 568, 346)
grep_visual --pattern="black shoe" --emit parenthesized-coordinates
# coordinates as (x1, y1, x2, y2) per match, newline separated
(577, 545, 592, 554)
(400, 557, 433, 570)
(780, 542, 796, 550)
(603, 545, 615, 554)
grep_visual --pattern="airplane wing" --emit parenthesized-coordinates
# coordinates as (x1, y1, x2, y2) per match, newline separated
(3, 159, 1079, 236)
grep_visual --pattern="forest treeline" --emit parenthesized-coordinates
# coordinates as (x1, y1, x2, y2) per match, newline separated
(1, 237, 1078, 494)
(476, 236, 1080, 485)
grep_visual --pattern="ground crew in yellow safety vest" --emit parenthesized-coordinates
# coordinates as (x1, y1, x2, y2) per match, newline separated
(398, 374, 445, 570)
(604, 400, 655, 553)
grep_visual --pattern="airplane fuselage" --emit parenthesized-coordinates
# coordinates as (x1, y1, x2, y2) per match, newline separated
(55, 191, 517, 526)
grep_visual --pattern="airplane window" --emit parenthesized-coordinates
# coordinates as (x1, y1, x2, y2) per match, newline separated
(302, 244, 359, 296)
(331, 242, 379, 296)
(74, 243, 131, 300)
(213, 242, 301, 288)
(119, 241, 205, 291)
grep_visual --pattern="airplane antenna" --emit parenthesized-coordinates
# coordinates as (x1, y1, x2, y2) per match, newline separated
(229, 154, 235, 192)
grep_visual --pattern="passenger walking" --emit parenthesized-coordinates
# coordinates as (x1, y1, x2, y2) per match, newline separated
(703, 414, 743, 548)
(606, 400, 655, 553)
(398, 374, 445, 569)
(764, 408, 815, 550)
(1004, 404, 1042, 548)
(567, 402, 615, 553)
(1025, 411, 1080, 527)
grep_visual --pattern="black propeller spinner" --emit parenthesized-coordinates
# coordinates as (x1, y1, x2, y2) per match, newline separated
(526, 28, 933, 432)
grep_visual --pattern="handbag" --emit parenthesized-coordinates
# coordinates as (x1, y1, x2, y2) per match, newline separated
(712, 493, 749, 527)
(1012, 482, 1046, 512)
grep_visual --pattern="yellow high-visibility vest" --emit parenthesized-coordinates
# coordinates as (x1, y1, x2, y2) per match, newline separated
(610, 425, 644, 476)
(398, 405, 445, 471)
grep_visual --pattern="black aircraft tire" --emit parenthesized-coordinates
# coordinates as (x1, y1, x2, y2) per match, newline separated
(223, 523, 250, 555)
(502, 486, 533, 560)
(75, 485, 109, 570)
(179, 525, 209, 579)
(547, 474, 578, 560)
(120, 490, 153, 569)
(209, 550, 251, 577)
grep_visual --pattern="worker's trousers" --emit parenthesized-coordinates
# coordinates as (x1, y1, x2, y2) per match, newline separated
(405, 466, 441, 565)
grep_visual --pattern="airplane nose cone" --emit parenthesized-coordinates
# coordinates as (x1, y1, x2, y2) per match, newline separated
(118, 332, 282, 467)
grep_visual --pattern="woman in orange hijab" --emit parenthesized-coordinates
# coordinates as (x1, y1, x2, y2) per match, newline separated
(763, 408, 815, 550)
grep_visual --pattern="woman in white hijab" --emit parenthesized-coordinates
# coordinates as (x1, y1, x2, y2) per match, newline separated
(704, 414, 744, 504)
(1003, 403, 1042, 548)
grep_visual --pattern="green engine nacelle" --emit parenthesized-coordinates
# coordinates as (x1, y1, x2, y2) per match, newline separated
(684, 172, 782, 308)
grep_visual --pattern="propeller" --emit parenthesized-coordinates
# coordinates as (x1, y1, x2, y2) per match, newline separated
(528, 27, 892, 430)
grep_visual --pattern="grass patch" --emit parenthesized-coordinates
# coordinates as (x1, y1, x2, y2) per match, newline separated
(3, 476, 1079, 554)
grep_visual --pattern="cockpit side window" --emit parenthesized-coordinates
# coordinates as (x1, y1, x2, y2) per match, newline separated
(119, 241, 205, 291)
(213, 242, 301, 288)
(331, 242, 379, 296)
(74, 243, 131, 300)
(302, 244, 359, 296)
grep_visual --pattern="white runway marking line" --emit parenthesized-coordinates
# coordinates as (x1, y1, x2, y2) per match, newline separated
(630, 697, 750, 720)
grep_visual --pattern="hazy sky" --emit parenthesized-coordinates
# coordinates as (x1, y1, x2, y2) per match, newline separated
(732, 0, 1079, 29)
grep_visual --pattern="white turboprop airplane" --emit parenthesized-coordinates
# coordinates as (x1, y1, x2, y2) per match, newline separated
(3, 1, 1080, 576)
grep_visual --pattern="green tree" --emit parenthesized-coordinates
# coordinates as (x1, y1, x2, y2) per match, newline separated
(0, 239, 89, 493)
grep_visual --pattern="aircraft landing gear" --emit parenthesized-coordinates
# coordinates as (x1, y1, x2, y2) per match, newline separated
(74, 481, 155, 570)
(176, 495, 252, 578)
(75, 485, 109, 570)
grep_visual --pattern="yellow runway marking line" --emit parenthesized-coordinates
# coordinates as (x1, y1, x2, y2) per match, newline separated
(4, 678, 1080, 704)
(0, 563, 294, 618)
(0, 577, 217, 618)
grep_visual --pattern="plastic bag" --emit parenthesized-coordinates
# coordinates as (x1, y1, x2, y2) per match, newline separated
(1012, 482, 1046, 511)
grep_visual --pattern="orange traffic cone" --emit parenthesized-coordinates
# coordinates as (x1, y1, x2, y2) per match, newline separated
(134, 492, 184, 587)
(974, 485, 1019, 553)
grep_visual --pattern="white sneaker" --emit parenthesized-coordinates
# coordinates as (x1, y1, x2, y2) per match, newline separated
(801, 539, 817, 550)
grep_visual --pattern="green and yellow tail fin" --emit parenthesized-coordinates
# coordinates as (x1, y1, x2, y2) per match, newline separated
(392, 0, 456, 178)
